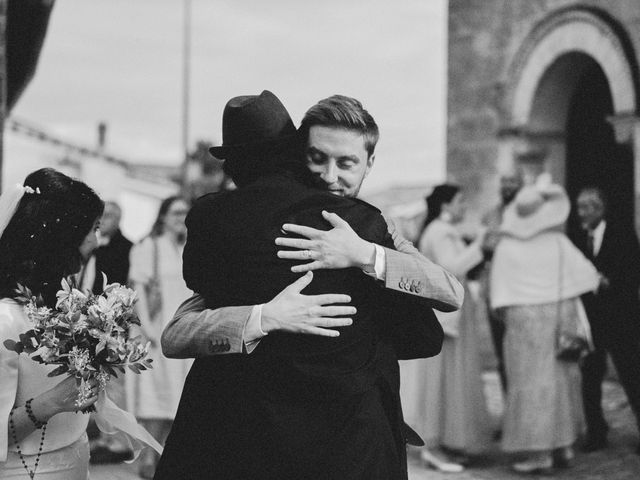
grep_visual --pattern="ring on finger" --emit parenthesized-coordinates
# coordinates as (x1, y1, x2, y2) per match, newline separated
(304, 250, 312, 259)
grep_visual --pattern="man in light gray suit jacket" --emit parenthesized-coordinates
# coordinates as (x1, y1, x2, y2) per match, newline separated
(161, 95, 463, 359)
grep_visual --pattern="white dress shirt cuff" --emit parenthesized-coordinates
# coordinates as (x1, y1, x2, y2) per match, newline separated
(243, 304, 267, 354)
(363, 244, 386, 281)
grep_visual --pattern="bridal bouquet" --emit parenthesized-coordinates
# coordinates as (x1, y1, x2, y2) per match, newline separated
(4, 276, 153, 409)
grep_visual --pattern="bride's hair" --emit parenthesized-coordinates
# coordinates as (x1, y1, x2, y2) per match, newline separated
(0, 168, 104, 305)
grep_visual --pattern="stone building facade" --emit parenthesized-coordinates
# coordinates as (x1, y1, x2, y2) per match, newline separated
(448, 0, 640, 232)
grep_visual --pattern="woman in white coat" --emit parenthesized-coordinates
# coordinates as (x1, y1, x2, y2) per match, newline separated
(491, 170, 598, 473)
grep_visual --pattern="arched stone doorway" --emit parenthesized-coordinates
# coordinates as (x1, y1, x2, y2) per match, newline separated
(564, 55, 634, 234)
(501, 8, 639, 230)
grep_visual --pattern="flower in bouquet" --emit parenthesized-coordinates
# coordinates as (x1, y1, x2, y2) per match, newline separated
(3, 274, 153, 410)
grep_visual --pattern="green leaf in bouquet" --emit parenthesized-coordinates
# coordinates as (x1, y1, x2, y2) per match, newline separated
(128, 364, 141, 374)
(47, 365, 68, 377)
(3, 339, 23, 353)
(18, 331, 39, 354)
(14, 284, 32, 303)
(95, 338, 107, 356)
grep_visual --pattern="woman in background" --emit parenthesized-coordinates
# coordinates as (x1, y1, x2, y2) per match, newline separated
(128, 196, 193, 479)
(491, 160, 599, 473)
(400, 184, 491, 473)
(0, 168, 103, 479)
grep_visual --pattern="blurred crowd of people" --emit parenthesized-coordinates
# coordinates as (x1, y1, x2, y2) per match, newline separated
(401, 149, 640, 474)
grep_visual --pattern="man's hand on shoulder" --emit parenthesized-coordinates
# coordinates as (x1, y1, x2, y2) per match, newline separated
(275, 211, 376, 273)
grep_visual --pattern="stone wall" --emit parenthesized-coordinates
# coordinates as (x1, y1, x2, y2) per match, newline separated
(447, 0, 640, 221)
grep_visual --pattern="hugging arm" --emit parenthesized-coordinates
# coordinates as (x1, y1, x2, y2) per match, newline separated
(276, 211, 464, 311)
(161, 272, 355, 359)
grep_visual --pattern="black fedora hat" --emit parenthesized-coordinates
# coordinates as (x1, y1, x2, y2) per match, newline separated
(209, 90, 299, 159)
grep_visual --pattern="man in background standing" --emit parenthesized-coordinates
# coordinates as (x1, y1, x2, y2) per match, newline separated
(572, 186, 640, 454)
(90, 201, 133, 292)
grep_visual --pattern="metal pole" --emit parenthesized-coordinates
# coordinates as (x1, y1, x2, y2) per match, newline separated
(182, 0, 191, 163)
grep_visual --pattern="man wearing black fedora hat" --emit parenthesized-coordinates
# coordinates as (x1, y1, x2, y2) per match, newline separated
(154, 91, 445, 480)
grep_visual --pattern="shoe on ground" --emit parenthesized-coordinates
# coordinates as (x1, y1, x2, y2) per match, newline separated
(552, 446, 574, 468)
(511, 454, 553, 474)
(439, 445, 471, 466)
(420, 449, 464, 473)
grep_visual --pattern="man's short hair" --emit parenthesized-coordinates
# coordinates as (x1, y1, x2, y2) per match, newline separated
(299, 95, 379, 157)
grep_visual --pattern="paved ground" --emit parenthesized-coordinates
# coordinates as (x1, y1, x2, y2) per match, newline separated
(91, 373, 640, 479)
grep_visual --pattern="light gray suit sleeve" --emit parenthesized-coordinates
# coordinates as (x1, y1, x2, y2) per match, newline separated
(382, 217, 464, 312)
(161, 294, 252, 358)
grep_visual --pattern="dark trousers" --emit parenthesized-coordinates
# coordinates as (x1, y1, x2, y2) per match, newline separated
(581, 332, 640, 439)
(488, 307, 507, 392)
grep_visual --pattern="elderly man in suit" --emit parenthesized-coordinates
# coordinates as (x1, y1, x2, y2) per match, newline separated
(161, 95, 463, 359)
(155, 91, 445, 479)
(572, 186, 640, 454)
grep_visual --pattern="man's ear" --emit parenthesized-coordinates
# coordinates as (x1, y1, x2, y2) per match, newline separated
(364, 154, 375, 177)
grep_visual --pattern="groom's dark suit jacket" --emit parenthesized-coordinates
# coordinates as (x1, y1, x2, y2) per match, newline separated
(155, 173, 442, 480)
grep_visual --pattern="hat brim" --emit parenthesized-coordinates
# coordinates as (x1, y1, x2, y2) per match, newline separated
(209, 132, 300, 159)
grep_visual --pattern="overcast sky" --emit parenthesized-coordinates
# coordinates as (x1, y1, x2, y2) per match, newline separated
(6, 0, 447, 195)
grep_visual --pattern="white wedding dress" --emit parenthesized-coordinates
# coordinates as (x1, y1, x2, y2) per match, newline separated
(0, 300, 90, 479)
